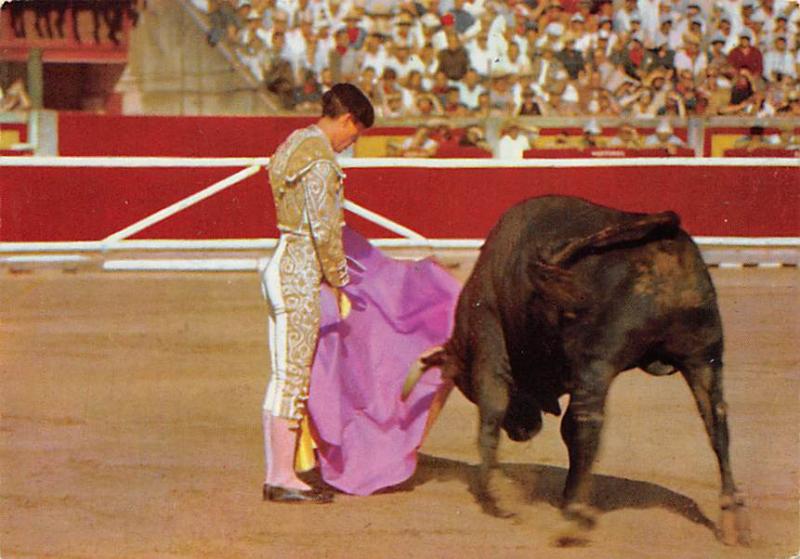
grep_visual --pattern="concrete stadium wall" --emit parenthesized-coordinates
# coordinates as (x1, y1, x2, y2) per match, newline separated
(117, 0, 274, 116)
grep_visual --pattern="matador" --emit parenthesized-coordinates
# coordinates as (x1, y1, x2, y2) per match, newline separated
(260, 83, 373, 504)
(262, 124, 349, 424)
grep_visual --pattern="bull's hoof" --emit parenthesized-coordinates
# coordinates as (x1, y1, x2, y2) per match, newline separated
(479, 497, 516, 519)
(551, 504, 598, 547)
(735, 505, 752, 546)
(717, 494, 751, 546)
(562, 502, 598, 530)
(717, 509, 738, 546)
(552, 518, 592, 548)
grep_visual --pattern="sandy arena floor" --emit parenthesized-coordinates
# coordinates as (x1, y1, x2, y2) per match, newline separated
(1, 258, 798, 559)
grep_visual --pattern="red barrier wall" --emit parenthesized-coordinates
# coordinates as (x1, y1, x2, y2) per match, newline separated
(724, 149, 800, 158)
(57, 113, 317, 157)
(1, 164, 797, 242)
(523, 148, 695, 158)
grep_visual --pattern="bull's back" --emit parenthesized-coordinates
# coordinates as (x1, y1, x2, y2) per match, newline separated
(490, 196, 637, 249)
(563, 228, 722, 371)
(469, 195, 719, 370)
(472, 195, 685, 302)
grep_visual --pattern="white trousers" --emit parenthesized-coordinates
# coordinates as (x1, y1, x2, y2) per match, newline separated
(260, 234, 322, 422)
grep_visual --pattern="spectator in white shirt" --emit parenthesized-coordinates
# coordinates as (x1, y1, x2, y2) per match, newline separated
(713, 16, 739, 54)
(569, 15, 595, 55)
(284, 15, 316, 79)
(644, 119, 687, 154)
(260, 9, 289, 46)
(391, 11, 416, 48)
(415, 13, 442, 50)
(310, 20, 334, 73)
(768, 14, 791, 48)
(504, 41, 531, 76)
(674, 33, 708, 79)
(237, 10, 263, 46)
(637, 0, 660, 46)
(321, 0, 352, 27)
(360, 32, 389, 76)
(510, 72, 535, 112)
(613, 0, 639, 35)
(674, 3, 706, 39)
(457, 67, 485, 109)
(518, 23, 540, 60)
(753, 0, 779, 38)
(462, 0, 485, 20)
(655, 14, 683, 51)
(466, 30, 493, 77)
(495, 120, 532, 159)
(763, 35, 797, 79)
(716, 0, 745, 39)
(595, 24, 619, 57)
(579, 119, 604, 148)
(417, 42, 439, 83)
(240, 33, 270, 80)
(385, 42, 426, 79)
(429, 15, 452, 51)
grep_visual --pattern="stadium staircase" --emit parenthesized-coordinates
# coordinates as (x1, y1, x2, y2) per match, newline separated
(117, 0, 280, 114)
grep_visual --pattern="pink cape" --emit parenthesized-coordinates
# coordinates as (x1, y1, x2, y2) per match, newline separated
(308, 227, 461, 495)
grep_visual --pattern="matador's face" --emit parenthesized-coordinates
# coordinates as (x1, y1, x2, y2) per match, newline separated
(331, 114, 365, 153)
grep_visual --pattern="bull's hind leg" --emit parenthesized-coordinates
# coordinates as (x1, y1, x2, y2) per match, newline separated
(682, 358, 751, 546)
(557, 360, 615, 543)
(473, 324, 513, 518)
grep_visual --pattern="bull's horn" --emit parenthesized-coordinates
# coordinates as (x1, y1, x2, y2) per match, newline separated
(401, 346, 444, 401)
(401, 359, 426, 401)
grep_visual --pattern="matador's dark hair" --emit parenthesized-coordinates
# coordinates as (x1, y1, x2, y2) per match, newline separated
(322, 83, 375, 129)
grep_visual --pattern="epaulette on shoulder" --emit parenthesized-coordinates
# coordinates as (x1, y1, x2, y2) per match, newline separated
(284, 136, 343, 183)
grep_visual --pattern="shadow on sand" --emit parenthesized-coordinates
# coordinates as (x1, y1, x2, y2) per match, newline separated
(398, 453, 715, 533)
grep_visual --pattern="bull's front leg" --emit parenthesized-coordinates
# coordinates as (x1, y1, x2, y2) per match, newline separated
(557, 361, 614, 543)
(474, 329, 512, 518)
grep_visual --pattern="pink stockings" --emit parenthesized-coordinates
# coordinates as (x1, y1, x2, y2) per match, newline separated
(262, 412, 311, 490)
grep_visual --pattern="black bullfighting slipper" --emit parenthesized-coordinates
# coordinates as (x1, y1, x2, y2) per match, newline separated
(262, 484, 334, 504)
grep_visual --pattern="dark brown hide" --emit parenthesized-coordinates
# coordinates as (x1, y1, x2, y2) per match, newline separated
(432, 196, 748, 545)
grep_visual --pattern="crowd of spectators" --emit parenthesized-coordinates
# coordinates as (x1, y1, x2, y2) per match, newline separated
(385, 115, 798, 158)
(194, 0, 800, 118)
(3, 0, 146, 45)
(0, 79, 32, 113)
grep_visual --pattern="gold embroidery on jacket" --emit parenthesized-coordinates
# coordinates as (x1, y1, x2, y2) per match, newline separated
(264, 125, 349, 421)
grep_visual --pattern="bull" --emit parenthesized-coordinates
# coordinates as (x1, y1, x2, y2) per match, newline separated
(403, 195, 750, 546)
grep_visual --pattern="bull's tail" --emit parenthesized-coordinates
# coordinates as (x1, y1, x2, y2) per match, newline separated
(549, 211, 681, 266)
(401, 346, 448, 401)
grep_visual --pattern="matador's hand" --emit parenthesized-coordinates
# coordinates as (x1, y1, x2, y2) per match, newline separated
(335, 288, 351, 319)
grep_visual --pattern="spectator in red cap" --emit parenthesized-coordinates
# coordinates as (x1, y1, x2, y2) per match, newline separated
(448, 0, 475, 34)
(343, 8, 367, 49)
(329, 27, 360, 83)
